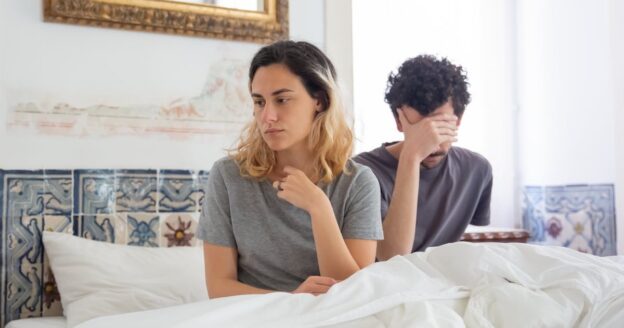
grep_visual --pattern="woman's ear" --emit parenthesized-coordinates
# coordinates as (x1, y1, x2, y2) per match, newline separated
(314, 97, 325, 113)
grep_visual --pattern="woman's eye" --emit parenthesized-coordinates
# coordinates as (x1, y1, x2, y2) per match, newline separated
(253, 100, 265, 107)
(277, 98, 289, 104)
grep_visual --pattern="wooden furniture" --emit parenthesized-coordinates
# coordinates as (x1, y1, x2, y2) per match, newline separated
(461, 226, 530, 243)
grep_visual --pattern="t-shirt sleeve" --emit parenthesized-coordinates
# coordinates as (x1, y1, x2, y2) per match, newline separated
(470, 163, 492, 226)
(197, 161, 237, 248)
(342, 167, 384, 240)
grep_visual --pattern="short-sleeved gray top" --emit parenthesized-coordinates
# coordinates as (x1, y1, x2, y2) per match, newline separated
(354, 143, 492, 252)
(198, 157, 383, 292)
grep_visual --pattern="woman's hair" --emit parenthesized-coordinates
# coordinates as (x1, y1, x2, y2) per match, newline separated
(231, 40, 353, 183)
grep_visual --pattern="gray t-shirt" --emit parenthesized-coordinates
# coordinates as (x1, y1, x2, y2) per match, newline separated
(354, 143, 492, 252)
(198, 157, 383, 292)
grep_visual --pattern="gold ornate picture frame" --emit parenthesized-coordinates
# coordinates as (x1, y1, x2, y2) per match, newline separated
(43, 0, 289, 44)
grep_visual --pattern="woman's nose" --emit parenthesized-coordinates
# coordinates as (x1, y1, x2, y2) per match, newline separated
(261, 103, 278, 122)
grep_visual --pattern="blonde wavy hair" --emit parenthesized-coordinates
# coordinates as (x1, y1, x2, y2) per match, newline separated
(230, 41, 353, 183)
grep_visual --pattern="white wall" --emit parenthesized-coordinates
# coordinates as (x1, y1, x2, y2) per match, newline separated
(517, 0, 616, 185)
(0, 0, 324, 170)
(325, 0, 353, 122)
(609, 0, 624, 254)
(352, 0, 518, 228)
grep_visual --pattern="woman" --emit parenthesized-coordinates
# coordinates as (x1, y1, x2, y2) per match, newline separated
(198, 41, 382, 298)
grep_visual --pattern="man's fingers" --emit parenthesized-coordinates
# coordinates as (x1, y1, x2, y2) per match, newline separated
(431, 119, 458, 129)
(436, 126, 459, 136)
(428, 112, 458, 123)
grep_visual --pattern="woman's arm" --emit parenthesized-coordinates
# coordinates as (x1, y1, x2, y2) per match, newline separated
(203, 242, 272, 298)
(204, 242, 339, 297)
(308, 199, 376, 280)
(276, 167, 377, 281)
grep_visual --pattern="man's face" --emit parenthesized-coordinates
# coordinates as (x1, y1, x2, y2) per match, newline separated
(399, 100, 460, 168)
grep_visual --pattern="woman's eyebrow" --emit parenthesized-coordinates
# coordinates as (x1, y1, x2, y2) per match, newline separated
(272, 88, 294, 96)
(251, 88, 294, 98)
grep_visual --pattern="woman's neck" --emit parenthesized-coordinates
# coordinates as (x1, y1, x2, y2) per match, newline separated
(271, 148, 316, 181)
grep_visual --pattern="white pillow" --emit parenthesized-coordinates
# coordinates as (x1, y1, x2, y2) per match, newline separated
(42, 231, 208, 328)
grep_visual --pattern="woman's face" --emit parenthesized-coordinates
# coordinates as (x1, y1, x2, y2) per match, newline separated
(251, 63, 321, 154)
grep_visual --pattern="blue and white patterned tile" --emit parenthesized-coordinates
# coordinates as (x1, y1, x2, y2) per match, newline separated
(79, 214, 127, 244)
(4, 215, 44, 322)
(127, 213, 160, 247)
(43, 170, 72, 216)
(158, 170, 199, 213)
(522, 186, 546, 242)
(41, 215, 74, 316)
(522, 184, 617, 256)
(159, 213, 199, 247)
(4, 171, 45, 218)
(74, 170, 115, 215)
(195, 170, 210, 213)
(115, 170, 157, 213)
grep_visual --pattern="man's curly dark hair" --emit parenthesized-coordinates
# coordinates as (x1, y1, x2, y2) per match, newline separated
(385, 55, 470, 119)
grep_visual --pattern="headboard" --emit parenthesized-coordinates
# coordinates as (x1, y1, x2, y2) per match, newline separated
(0, 169, 209, 328)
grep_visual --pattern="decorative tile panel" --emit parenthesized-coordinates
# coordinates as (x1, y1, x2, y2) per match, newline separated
(160, 213, 199, 247)
(41, 215, 74, 316)
(79, 214, 127, 244)
(43, 171, 72, 216)
(115, 170, 157, 213)
(1, 168, 207, 328)
(5, 171, 45, 218)
(74, 170, 115, 215)
(522, 184, 617, 256)
(127, 213, 160, 247)
(158, 170, 198, 213)
(196, 171, 210, 212)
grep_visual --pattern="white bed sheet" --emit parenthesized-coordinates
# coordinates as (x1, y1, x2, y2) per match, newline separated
(6, 317, 66, 328)
(76, 242, 624, 328)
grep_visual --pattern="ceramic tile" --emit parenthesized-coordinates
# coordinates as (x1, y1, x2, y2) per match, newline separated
(74, 170, 115, 215)
(159, 213, 199, 247)
(158, 170, 198, 213)
(127, 213, 160, 247)
(115, 170, 157, 213)
(522, 184, 616, 256)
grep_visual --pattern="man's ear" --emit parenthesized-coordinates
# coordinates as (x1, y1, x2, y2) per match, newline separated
(456, 116, 462, 127)
(395, 116, 403, 132)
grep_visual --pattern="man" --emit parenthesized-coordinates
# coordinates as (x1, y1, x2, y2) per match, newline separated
(354, 55, 492, 260)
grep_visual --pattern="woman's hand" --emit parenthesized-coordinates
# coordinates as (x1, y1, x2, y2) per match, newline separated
(292, 276, 337, 295)
(273, 166, 328, 213)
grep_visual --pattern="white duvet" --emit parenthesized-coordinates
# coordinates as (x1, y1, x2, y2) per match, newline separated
(77, 242, 624, 328)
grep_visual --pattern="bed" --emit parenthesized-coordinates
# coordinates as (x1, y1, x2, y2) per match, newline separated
(5, 232, 624, 328)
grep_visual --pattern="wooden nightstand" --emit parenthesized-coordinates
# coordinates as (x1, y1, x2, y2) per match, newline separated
(460, 226, 530, 243)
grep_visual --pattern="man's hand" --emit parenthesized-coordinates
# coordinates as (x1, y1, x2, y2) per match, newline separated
(398, 108, 458, 162)
(273, 166, 327, 213)
(292, 276, 337, 295)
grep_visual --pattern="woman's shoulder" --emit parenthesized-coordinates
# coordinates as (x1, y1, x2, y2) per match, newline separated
(210, 156, 241, 177)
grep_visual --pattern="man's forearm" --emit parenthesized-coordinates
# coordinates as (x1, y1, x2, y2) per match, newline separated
(377, 156, 421, 260)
